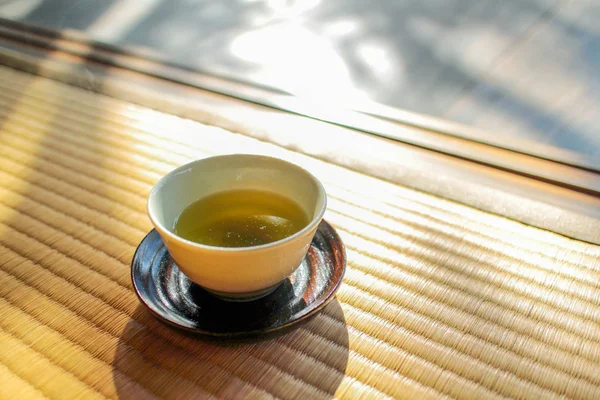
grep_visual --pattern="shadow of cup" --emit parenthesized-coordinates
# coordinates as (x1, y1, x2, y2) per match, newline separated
(111, 299, 349, 399)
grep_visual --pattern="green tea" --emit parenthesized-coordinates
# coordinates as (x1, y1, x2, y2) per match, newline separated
(174, 189, 309, 247)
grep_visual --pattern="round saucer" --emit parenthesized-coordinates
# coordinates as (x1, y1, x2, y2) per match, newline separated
(131, 220, 346, 339)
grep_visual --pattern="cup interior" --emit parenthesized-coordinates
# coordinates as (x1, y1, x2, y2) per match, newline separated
(148, 155, 326, 245)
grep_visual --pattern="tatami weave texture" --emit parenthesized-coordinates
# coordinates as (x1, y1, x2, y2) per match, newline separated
(1, 66, 599, 399)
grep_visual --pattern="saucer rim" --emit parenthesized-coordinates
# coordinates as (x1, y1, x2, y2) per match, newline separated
(131, 219, 346, 338)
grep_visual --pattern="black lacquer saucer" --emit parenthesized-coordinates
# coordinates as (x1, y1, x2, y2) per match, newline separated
(131, 220, 346, 339)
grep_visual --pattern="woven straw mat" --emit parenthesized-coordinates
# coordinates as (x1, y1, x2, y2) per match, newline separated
(0, 66, 599, 400)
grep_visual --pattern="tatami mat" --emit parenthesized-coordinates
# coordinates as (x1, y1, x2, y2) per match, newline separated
(1, 65, 599, 399)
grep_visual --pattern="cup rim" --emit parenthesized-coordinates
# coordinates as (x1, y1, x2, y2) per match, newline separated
(147, 154, 327, 252)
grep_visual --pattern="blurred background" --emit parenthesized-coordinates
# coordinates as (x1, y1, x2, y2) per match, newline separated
(2, 0, 599, 158)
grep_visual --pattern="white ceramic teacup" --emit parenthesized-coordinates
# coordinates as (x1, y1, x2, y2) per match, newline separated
(147, 154, 327, 301)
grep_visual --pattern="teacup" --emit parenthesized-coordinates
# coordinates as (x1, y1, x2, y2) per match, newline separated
(147, 154, 327, 301)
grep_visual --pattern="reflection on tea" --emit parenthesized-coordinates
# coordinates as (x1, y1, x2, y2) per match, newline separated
(174, 189, 309, 248)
